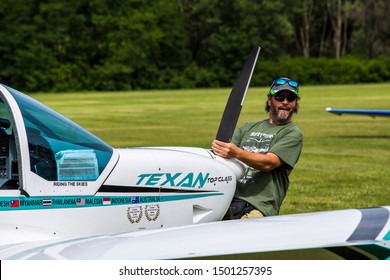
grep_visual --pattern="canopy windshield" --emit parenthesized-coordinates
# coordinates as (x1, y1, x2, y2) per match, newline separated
(5, 86, 113, 181)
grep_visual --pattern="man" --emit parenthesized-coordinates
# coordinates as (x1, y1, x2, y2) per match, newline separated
(212, 77, 303, 219)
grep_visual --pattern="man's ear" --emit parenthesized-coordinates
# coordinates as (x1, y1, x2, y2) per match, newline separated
(267, 96, 272, 106)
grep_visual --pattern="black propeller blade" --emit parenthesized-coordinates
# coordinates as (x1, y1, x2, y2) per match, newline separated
(215, 46, 261, 142)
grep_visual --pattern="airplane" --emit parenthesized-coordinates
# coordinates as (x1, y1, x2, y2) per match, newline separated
(326, 107, 390, 117)
(0, 46, 389, 260)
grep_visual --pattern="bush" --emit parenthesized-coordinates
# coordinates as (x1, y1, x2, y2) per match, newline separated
(252, 57, 389, 86)
(2, 55, 388, 92)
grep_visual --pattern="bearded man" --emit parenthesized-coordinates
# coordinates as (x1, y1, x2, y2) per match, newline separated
(212, 77, 303, 219)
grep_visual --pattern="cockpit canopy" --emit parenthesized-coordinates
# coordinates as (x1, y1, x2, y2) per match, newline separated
(0, 85, 114, 189)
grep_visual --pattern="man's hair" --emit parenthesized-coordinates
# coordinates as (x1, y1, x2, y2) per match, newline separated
(265, 94, 300, 113)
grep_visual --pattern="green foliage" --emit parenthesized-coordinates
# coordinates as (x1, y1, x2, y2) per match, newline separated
(0, 0, 388, 92)
(253, 57, 390, 86)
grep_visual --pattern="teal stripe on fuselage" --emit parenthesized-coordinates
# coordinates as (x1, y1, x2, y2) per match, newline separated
(0, 192, 222, 211)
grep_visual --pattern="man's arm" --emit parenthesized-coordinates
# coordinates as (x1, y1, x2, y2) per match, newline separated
(212, 140, 283, 172)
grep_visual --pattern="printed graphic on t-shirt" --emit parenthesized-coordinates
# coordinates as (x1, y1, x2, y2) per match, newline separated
(239, 132, 275, 184)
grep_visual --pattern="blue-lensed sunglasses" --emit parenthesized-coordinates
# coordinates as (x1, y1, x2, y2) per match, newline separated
(274, 78, 298, 88)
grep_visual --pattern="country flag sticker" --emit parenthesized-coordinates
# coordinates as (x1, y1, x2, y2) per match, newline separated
(10, 200, 19, 208)
(43, 198, 52, 206)
(76, 198, 85, 206)
(103, 197, 111, 205)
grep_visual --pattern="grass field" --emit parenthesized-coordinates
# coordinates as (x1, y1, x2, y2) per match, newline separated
(31, 83, 390, 215)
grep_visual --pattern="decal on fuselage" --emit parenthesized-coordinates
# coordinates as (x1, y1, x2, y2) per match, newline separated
(207, 176, 233, 184)
(127, 206, 143, 223)
(136, 172, 210, 188)
(145, 204, 160, 221)
(52, 181, 89, 187)
(0, 192, 222, 211)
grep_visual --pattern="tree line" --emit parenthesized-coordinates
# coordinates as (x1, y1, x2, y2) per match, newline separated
(0, 0, 389, 92)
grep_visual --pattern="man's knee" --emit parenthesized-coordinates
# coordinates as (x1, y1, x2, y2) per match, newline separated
(240, 209, 264, 219)
(223, 198, 265, 220)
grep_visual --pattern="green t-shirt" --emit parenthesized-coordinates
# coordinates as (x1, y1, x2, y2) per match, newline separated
(232, 120, 303, 216)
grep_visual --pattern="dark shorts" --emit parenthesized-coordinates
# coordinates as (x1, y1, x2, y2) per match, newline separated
(223, 197, 256, 220)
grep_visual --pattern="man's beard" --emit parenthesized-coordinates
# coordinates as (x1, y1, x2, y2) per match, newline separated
(269, 103, 294, 124)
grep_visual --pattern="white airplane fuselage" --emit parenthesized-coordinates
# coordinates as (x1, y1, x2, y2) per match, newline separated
(0, 84, 244, 247)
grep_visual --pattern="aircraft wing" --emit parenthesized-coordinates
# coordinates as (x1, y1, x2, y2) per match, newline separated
(326, 107, 390, 117)
(1, 206, 389, 260)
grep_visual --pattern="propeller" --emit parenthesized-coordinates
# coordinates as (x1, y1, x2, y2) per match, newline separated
(215, 46, 261, 142)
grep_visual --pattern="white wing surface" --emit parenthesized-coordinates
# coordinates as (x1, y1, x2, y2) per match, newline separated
(2, 207, 389, 260)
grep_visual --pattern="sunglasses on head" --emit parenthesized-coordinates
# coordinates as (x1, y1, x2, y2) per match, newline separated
(274, 93, 298, 102)
(273, 78, 299, 88)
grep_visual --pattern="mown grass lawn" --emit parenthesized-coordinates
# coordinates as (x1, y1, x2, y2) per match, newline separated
(32, 83, 390, 215)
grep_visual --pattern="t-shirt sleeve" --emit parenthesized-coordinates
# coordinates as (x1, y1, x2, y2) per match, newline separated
(269, 129, 303, 169)
(232, 128, 242, 145)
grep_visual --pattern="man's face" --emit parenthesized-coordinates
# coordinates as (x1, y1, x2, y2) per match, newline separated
(268, 91, 298, 124)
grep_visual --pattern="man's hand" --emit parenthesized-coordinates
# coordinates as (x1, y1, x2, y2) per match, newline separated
(212, 140, 240, 159)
